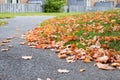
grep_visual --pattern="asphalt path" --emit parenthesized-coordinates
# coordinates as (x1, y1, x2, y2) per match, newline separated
(0, 16, 120, 80)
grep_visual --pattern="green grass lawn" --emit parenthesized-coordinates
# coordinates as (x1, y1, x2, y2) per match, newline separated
(0, 12, 82, 26)
(0, 12, 81, 19)
(0, 9, 119, 18)
(0, 20, 7, 26)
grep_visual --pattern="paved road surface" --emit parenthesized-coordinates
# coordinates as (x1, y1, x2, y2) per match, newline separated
(0, 16, 120, 80)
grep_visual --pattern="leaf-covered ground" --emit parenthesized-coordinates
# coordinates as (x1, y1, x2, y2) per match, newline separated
(26, 10, 120, 70)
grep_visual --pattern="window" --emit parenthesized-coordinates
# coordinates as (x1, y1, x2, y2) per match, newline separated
(6, 0, 12, 3)
(86, 0, 91, 6)
(99, 0, 105, 2)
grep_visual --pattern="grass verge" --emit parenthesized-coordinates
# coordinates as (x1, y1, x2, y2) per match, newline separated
(0, 20, 7, 26)
(0, 12, 81, 19)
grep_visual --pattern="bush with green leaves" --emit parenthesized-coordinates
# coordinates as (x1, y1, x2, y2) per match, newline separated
(43, 0, 65, 12)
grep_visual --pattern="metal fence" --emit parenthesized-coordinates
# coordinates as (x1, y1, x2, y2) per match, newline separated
(0, 4, 117, 13)
(68, 5, 114, 12)
(67, 0, 115, 12)
(0, 4, 43, 13)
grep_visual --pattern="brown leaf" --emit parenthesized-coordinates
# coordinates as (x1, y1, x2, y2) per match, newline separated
(29, 45, 35, 48)
(96, 63, 115, 70)
(20, 42, 26, 45)
(83, 56, 92, 63)
(27, 42, 38, 46)
(0, 43, 6, 46)
(8, 45, 13, 48)
(80, 68, 86, 72)
(6, 37, 13, 40)
(111, 19, 116, 23)
(101, 44, 109, 49)
(58, 53, 67, 59)
(35, 45, 42, 48)
(22, 56, 32, 60)
(90, 45, 100, 48)
(57, 69, 70, 73)
(66, 50, 73, 55)
(66, 56, 75, 63)
(96, 55, 109, 63)
(115, 55, 120, 61)
(70, 44, 77, 51)
(37, 78, 42, 80)
(50, 49, 60, 53)
(111, 63, 120, 67)
(59, 49, 67, 54)
(46, 78, 51, 80)
(117, 67, 120, 69)
(1, 49, 9, 52)
(2, 40, 11, 43)
(20, 34, 26, 39)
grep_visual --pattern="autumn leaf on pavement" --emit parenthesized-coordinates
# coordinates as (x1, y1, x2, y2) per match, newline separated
(57, 69, 70, 73)
(29, 45, 35, 48)
(46, 78, 51, 80)
(83, 56, 91, 63)
(6, 37, 14, 40)
(111, 63, 120, 67)
(2, 40, 11, 43)
(0, 43, 6, 46)
(96, 55, 109, 63)
(57, 53, 67, 59)
(22, 56, 32, 60)
(1, 48, 9, 52)
(8, 45, 13, 48)
(20, 34, 26, 39)
(66, 56, 75, 63)
(95, 63, 115, 70)
(20, 42, 26, 45)
(80, 68, 86, 72)
(37, 78, 42, 80)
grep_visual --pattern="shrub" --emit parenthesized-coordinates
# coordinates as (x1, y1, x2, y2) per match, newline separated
(43, 0, 65, 12)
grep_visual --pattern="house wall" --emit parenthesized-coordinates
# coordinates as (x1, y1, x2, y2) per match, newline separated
(91, 0, 117, 7)
(20, 0, 28, 3)
(91, 0, 99, 6)
(118, 0, 120, 4)
(0, 0, 28, 3)
(0, 0, 5, 3)
(106, 0, 117, 6)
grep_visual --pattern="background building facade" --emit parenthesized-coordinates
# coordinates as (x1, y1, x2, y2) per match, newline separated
(0, 0, 28, 4)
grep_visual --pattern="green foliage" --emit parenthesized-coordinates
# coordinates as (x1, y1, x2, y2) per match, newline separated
(43, 0, 65, 12)
(64, 40, 86, 49)
(108, 40, 120, 51)
(74, 30, 84, 37)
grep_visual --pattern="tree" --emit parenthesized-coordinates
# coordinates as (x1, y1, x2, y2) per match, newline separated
(43, 0, 66, 12)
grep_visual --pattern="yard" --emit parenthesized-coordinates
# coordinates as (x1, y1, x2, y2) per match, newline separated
(0, 9, 120, 80)
(26, 9, 120, 70)
(0, 10, 120, 70)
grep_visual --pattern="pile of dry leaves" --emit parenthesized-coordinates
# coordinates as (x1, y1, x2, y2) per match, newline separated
(26, 10, 120, 70)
